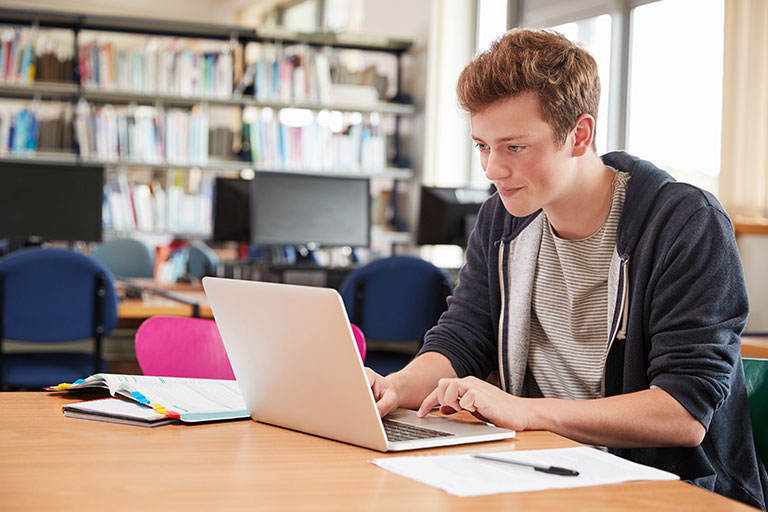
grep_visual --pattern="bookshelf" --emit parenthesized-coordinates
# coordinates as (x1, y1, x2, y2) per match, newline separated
(0, 7, 417, 245)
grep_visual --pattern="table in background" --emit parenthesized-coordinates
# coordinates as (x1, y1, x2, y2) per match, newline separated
(117, 280, 212, 328)
(0, 392, 755, 512)
(741, 336, 768, 359)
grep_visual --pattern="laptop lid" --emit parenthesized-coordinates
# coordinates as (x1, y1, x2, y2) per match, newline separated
(202, 277, 515, 451)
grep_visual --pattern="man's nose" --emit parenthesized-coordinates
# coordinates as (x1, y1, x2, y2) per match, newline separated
(483, 151, 511, 181)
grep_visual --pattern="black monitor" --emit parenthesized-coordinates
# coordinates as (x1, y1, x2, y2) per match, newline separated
(212, 177, 251, 243)
(417, 186, 491, 247)
(249, 172, 370, 248)
(0, 161, 103, 243)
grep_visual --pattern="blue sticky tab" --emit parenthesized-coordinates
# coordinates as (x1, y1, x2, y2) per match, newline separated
(131, 391, 150, 404)
(73, 379, 86, 384)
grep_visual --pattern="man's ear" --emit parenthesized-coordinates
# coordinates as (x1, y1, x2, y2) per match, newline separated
(571, 114, 595, 157)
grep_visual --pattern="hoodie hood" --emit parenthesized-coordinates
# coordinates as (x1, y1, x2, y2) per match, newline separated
(602, 151, 676, 256)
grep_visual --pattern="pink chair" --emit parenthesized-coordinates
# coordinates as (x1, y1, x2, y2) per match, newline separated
(350, 323, 367, 362)
(134, 316, 366, 379)
(135, 316, 235, 379)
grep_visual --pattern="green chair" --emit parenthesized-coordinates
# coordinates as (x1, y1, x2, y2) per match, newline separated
(744, 357, 768, 467)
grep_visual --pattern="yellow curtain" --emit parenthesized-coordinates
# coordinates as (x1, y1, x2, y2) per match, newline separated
(719, 0, 768, 218)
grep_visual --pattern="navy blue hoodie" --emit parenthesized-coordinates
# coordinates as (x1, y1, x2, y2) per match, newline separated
(420, 151, 768, 509)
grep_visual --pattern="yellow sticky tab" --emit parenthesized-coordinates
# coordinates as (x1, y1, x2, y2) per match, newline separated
(51, 383, 72, 390)
(149, 403, 169, 415)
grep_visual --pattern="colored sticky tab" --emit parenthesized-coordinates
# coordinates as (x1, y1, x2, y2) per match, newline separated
(45, 378, 87, 390)
(149, 403, 169, 415)
(130, 391, 150, 404)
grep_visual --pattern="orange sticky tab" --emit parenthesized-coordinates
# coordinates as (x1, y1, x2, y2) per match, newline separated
(165, 411, 181, 419)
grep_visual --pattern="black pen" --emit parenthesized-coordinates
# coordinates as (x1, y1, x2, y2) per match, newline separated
(471, 454, 580, 476)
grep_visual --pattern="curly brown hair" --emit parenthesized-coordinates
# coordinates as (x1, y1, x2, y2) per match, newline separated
(457, 28, 600, 148)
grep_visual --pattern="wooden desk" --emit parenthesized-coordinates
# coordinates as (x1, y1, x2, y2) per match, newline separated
(118, 288, 212, 320)
(117, 281, 212, 326)
(0, 393, 755, 512)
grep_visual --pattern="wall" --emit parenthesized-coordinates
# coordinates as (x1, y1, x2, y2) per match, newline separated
(740, 235, 768, 332)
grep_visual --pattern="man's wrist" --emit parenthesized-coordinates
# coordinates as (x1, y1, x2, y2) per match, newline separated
(384, 372, 406, 409)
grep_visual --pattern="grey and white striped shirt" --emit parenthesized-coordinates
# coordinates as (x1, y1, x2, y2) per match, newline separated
(523, 170, 629, 400)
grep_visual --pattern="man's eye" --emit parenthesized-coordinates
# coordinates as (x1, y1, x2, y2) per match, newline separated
(474, 142, 488, 151)
(509, 145, 523, 153)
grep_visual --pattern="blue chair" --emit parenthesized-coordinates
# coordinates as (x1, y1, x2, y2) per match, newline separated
(338, 255, 453, 375)
(91, 237, 154, 278)
(0, 247, 118, 389)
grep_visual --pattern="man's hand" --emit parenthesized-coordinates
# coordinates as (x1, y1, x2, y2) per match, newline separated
(365, 367, 400, 417)
(415, 376, 706, 448)
(416, 376, 534, 430)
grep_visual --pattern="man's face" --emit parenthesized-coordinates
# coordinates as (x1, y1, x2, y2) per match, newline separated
(471, 92, 577, 218)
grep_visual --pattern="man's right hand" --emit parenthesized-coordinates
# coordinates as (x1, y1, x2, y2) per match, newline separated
(365, 367, 400, 417)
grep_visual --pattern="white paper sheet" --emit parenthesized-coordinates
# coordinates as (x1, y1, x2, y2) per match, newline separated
(371, 446, 679, 497)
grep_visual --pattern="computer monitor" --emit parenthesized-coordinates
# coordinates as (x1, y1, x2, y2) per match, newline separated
(212, 177, 251, 243)
(0, 161, 103, 243)
(249, 172, 370, 248)
(417, 186, 491, 247)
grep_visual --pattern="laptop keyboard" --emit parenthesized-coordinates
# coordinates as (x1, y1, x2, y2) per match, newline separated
(383, 419, 455, 442)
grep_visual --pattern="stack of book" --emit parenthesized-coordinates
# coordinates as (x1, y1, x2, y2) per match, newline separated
(0, 26, 75, 84)
(244, 108, 387, 171)
(75, 100, 209, 164)
(37, 108, 73, 152)
(47, 373, 248, 427)
(0, 107, 37, 154)
(0, 27, 36, 84)
(34, 51, 75, 83)
(103, 171, 213, 235)
(78, 36, 234, 98)
(243, 44, 334, 104)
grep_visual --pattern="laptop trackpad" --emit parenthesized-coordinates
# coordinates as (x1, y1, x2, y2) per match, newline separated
(385, 408, 509, 436)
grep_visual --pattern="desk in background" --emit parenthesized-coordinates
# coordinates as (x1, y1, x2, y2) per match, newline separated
(118, 285, 211, 320)
(741, 336, 768, 359)
(0, 392, 755, 511)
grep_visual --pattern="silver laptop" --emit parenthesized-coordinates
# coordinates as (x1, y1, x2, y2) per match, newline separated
(202, 277, 516, 451)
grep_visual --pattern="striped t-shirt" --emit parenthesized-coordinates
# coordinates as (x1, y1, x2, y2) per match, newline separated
(522, 170, 629, 400)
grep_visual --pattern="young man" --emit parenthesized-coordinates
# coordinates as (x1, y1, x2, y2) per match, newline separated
(366, 29, 768, 508)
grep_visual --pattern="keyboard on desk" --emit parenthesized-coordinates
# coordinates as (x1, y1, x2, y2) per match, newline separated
(382, 419, 455, 442)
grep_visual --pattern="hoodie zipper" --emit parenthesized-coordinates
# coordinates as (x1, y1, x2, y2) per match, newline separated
(601, 255, 629, 396)
(496, 240, 507, 392)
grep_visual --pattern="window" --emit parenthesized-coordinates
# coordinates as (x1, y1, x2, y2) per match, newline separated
(549, 15, 612, 156)
(476, 0, 508, 52)
(470, 0, 725, 193)
(627, 0, 723, 193)
(470, 0, 510, 186)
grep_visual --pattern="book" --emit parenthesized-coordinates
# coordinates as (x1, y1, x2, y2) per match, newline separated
(47, 373, 249, 424)
(62, 397, 179, 427)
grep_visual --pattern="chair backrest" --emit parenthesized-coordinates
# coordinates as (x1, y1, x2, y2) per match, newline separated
(0, 247, 118, 342)
(135, 316, 235, 379)
(350, 323, 366, 362)
(136, 315, 367, 380)
(91, 238, 154, 278)
(338, 255, 453, 342)
(187, 242, 219, 278)
(744, 357, 768, 467)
